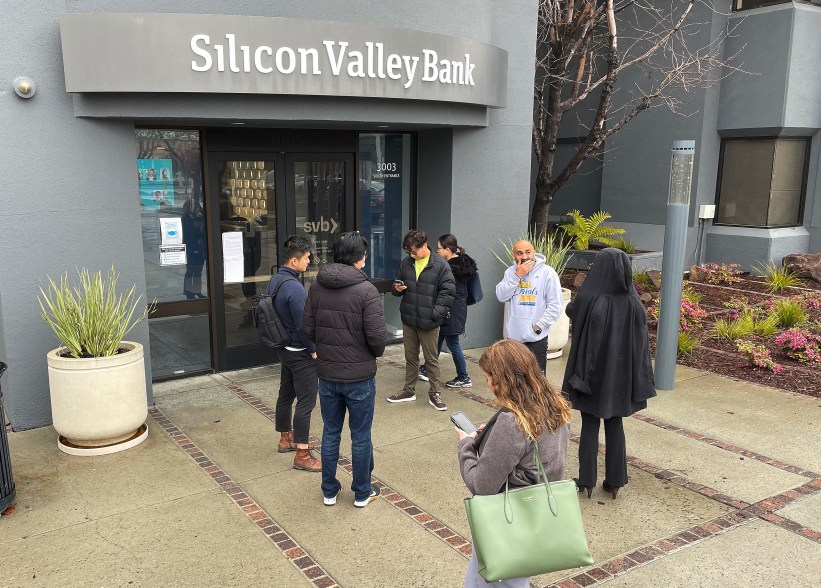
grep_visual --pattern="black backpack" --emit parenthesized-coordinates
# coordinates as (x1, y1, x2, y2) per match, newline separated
(252, 276, 297, 348)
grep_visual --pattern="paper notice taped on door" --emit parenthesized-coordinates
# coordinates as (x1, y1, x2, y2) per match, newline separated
(222, 231, 245, 283)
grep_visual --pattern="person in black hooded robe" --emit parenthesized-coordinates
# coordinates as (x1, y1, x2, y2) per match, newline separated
(562, 248, 656, 499)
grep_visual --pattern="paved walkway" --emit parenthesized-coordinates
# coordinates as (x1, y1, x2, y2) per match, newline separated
(2, 345, 820, 587)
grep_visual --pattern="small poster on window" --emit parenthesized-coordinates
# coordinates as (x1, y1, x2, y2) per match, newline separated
(160, 217, 183, 245)
(160, 244, 187, 266)
(138, 159, 175, 209)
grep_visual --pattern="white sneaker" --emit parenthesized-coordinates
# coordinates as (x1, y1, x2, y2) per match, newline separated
(324, 489, 341, 506)
(354, 486, 381, 508)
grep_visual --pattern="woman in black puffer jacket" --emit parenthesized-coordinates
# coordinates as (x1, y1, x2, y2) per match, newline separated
(420, 234, 477, 388)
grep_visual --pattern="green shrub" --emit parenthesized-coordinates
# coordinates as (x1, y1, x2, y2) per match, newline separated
(559, 210, 626, 251)
(753, 260, 801, 293)
(492, 229, 573, 276)
(753, 314, 780, 337)
(681, 284, 704, 305)
(677, 331, 700, 356)
(714, 314, 754, 341)
(768, 298, 808, 329)
(612, 237, 638, 254)
(633, 271, 655, 289)
(38, 267, 154, 358)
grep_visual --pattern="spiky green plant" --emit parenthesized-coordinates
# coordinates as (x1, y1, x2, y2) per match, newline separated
(753, 260, 801, 293)
(681, 283, 704, 305)
(492, 228, 573, 276)
(612, 236, 638, 254)
(677, 331, 700, 356)
(559, 210, 626, 251)
(633, 271, 655, 289)
(768, 298, 808, 329)
(753, 314, 780, 337)
(38, 267, 155, 358)
(713, 313, 755, 341)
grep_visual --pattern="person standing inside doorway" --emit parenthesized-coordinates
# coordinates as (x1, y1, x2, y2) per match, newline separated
(387, 230, 455, 411)
(495, 239, 563, 372)
(267, 236, 321, 472)
(303, 232, 387, 507)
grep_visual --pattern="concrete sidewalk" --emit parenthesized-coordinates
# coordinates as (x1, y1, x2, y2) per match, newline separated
(2, 345, 820, 587)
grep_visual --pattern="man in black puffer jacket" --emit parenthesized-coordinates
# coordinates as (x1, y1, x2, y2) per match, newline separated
(387, 230, 455, 411)
(303, 232, 386, 509)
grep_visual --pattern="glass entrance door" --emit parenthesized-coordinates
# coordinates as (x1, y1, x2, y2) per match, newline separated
(287, 155, 355, 290)
(207, 152, 353, 371)
(209, 154, 286, 369)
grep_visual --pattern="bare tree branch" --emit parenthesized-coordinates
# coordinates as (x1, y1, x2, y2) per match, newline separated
(530, 0, 742, 235)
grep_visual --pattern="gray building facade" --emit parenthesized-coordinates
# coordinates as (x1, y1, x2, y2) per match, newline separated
(1, 1, 538, 430)
(549, 0, 821, 270)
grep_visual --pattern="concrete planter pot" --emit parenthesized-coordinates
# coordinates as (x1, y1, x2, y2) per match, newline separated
(47, 341, 148, 456)
(503, 287, 572, 363)
(565, 249, 663, 273)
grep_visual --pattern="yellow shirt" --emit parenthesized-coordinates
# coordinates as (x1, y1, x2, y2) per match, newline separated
(415, 256, 429, 279)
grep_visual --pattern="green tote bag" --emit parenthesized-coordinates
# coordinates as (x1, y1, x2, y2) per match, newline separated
(463, 441, 593, 582)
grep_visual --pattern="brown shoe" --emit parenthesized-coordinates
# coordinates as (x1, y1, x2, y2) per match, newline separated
(278, 431, 297, 453)
(387, 389, 416, 403)
(428, 393, 447, 411)
(293, 448, 321, 472)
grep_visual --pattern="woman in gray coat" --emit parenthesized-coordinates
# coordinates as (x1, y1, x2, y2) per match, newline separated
(456, 339, 571, 588)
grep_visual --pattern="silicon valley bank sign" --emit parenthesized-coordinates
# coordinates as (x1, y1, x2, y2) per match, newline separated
(60, 13, 508, 108)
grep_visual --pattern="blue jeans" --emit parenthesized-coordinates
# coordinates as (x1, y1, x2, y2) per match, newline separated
(318, 378, 376, 502)
(437, 333, 469, 380)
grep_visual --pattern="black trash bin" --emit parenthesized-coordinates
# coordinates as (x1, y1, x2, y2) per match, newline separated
(0, 361, 15, 512)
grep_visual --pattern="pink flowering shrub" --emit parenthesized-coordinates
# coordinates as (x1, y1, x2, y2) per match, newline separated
(723, 296, 749, 320)
(699, 263, 743, 285)
(773, 329, 821, 364)
(647, 298, 707, 331)
(736, 340, 783, 374)
(795, 292, 821, 312)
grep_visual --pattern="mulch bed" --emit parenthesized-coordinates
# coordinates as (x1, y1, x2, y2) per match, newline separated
(648, 334, 820, 398)
(561, 268, 821, 399)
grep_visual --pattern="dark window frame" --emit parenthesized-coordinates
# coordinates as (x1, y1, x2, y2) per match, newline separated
(732, 0, 792, 12)
(714, 136, 811, 229)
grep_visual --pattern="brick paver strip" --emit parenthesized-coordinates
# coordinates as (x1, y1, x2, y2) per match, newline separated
(223, 382, 474, 560)
(631, 413, 821, 479)
(147, 406, 341, 588)
(540, 511, 752, 587)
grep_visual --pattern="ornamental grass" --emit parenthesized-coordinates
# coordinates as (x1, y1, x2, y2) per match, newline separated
(38, 266, 154, 358)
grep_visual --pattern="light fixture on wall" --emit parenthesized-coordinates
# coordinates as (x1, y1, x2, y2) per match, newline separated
(13, 76, 36, 98)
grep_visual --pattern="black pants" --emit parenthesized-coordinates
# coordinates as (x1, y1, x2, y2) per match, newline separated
(275, 348, 318, 445)
(578, 412, 628, 488)
(523, 337, 548, 373)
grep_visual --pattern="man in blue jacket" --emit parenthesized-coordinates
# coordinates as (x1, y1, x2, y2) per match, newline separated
(267, 236, 320, 472)
(495, 239, 563, 372)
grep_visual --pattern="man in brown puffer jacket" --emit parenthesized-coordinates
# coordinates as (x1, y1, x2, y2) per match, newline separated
(303, 232, 387, 508)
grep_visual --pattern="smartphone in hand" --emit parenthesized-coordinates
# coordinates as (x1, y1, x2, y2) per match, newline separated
(450, 411, 477, 434)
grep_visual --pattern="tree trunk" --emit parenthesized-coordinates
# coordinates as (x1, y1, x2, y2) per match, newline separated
(530, 183, 557, 236)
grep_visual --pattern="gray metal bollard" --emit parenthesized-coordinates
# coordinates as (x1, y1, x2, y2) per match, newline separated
(0, 361, 15, 513)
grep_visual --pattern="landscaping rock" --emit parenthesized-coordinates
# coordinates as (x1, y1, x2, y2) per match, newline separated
(647, 270, 662, 289)
(573, 273, 586, 289)
(640, 292, 653, 304)
(689, 265, 707, 283)
(782, 254, 821, 283)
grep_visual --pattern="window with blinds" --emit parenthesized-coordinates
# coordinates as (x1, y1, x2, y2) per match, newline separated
(732, 0, 793, 11)
(715, 138, 809, 227)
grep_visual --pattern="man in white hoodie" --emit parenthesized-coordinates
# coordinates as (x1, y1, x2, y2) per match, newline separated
(495, 240, 563, 372)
